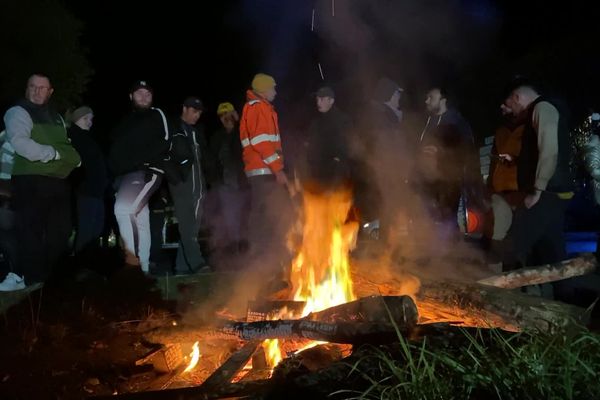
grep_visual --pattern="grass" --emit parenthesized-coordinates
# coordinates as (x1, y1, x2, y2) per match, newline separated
(333, 325, 600, 400)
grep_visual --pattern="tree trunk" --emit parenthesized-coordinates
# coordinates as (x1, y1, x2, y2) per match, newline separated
(417, 278, 590, 331)
(477, 253, 597, 289)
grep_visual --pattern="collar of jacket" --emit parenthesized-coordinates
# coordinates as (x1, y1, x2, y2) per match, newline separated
(246, 90, 273, 107)
(180, 120, 196, 133)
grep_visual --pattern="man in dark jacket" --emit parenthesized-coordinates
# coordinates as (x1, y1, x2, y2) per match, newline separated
(0, 73, 81, 290)
(108, 80, 170, 273)
(369, 77, 404, 135)
(68, 106, 109, 257)
(304, 86, 352, 190)
(209, 102, 249, 255)
(418, 86, 480, 230)
(167, 96, 209, 273)
(359, 78, 407, 251)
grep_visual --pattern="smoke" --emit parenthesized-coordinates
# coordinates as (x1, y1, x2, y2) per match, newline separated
(181, 1, 501, 327)
(308, 0, 499, 281)
(312, 0, 500, 99)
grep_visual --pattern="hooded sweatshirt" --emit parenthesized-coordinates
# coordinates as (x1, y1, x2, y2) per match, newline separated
(419, 108, 478, 183)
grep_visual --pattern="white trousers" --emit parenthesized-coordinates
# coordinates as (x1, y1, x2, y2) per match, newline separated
(114, 171, 162, 271)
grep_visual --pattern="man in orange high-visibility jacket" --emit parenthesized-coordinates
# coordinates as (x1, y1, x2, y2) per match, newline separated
(240, 73, 291, 276)
(240, 73, 287, 184)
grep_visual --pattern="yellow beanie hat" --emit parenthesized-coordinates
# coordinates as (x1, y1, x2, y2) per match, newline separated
(217, 102, 235, 115)
(251, 73, 276, 93)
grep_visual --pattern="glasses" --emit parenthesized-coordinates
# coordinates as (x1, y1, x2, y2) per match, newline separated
(28, 84, 51, 92)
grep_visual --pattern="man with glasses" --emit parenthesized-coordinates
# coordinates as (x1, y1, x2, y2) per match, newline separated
(0, 73, 80, 291)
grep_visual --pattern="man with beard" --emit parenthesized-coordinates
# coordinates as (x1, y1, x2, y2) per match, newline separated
(0, 73, 80, 290)
(418, 86, 479, 237)
(108, 80, 170, 274)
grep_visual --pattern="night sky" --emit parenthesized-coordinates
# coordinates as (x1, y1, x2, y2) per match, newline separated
(57, 0, 600, 137)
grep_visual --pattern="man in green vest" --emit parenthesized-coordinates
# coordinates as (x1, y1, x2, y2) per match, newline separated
(0, 73, 80, 291)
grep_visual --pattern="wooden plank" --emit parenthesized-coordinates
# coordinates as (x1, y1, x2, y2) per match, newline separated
(477, 253, 597, 289)
(198, 340, 261, 391)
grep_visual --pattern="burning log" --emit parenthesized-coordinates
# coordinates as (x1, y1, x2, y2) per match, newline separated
(417, 279, 590, 331)
(199, 340, 261, 391)
(307, 295, 418, 325)
(219, 319, 407, 344)
(477, 253, 597, 289)
(220, 295, 417, 343)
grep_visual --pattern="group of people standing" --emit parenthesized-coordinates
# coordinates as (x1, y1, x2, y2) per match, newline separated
(0, 73, 253, 290)
(0, 71, 585, 300)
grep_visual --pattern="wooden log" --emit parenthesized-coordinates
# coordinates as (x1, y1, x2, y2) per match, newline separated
(417, 278, 590, 332)
(198, 340, 260, 391)
(477, 253, 597, 289)
(307, 295, 418, 325)
(218, 296, 418, 343)
(219, 319, 404, 344)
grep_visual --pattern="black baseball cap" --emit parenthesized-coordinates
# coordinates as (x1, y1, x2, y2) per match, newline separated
(130, 80, 153, 94)
(183, 96, 204, 110)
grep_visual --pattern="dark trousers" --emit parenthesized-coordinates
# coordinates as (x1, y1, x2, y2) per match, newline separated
(247, 176, 291, 274)
(169, 176, 205, 272)
(503, 191, 568, 269)
(74, 194, 105, 253)
(218, 185, 249, 244)
(12, 175, 71, 283)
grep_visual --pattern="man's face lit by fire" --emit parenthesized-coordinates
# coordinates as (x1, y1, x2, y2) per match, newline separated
(182, 106, 202, 125)
(504, 91, 525, 116)
(26, 75, 53, 106)
(130, 88, 153, 109)
(425, 88, 445, 115)
(500, 104, 513, 116)
(316, 96, 334, 113)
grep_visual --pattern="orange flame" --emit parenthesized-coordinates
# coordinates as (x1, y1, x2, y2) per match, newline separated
(262, 339, 283, 371)
(183, 341, 200, 373)
(261, 189, 358, 371)
(291, 189, 357, 316)
(294, 340, 327, 354)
